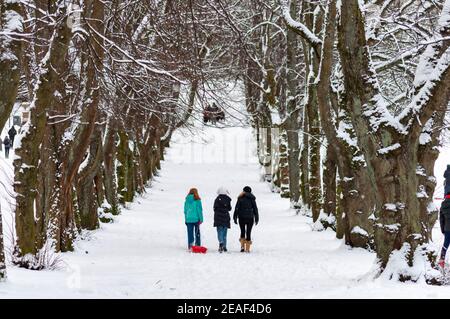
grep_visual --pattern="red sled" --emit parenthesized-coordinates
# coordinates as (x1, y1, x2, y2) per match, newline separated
(191, 246, 207, 253)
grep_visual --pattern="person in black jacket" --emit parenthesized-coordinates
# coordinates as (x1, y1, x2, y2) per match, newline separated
(8, 126, 16, 148)
(233, 186, 259, 253)
(214, 187, 232, 253)
(3, 136, 11, 159)
(438, 193, 450, 268)
(444, 165, 450, 196)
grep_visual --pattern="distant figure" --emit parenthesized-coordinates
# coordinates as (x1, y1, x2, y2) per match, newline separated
(210, 103, 219, 124)
(3, 136, 11, 159)
(444, 165, 450, 196)
(217, 109, 225, 122)
(439, 191, 450, 268)
(214, 187, 232, 253)
(8, 126, 16, 148)
(203, 103, 225, 124)
(233, 186, 259, 253)
(183, 188, 204, 251)
(203, 105, 217, 124)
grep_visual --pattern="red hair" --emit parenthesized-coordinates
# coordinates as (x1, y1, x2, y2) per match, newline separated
(188, 188, 201, 200)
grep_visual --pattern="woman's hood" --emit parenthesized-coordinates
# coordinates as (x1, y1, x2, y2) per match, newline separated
(217, 186, 230, 196)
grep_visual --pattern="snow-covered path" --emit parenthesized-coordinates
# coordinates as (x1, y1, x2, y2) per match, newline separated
(1, 123, 450, 298)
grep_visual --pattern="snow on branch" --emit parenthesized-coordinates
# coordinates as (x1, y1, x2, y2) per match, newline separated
(279, 0, 322, 48)
(396, 0, 450, 125)
(351, 226, 369, 237)
(0, 0, 23, 48)
(364, 92, 408, 134)
(439, 0, 450, 29)
(86, 23, 186, 85)
(132, 15, 149, 42)
(377, 142, 401, 155)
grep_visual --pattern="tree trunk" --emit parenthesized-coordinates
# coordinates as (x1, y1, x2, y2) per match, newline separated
(299, 108, 310, 210)
(0, 203, 6, 280)
(279, 128, 290, 197)
(13, 6, 72, 263)
(0, 0, 22, 133)
(322, 145, 337, 228)
(133, 136, 145, 195)
(117, 130, 135, 204)
(77, 126, 103, 230)
(335, 177, 345, 239)
(102, 119, 120, 216)
(284, 0, 301, 205)
(307, 83, 322, 222)
(337, 0, 450, 280)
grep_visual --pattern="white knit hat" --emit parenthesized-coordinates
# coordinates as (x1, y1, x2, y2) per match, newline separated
(217, 186, 230, 195)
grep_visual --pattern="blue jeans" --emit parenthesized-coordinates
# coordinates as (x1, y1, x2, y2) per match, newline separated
(217, 226, 228, 248)
(186, 223, 201, 248)
(442, 231, 450, 259)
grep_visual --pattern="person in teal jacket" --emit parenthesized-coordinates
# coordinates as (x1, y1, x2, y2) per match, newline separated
(184, 188, 204, 250)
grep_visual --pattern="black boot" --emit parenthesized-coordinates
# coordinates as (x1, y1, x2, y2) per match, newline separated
(219, 243, 224, 253)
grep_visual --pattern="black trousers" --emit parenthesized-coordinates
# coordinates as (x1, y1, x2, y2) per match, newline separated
(239, 219, 254, 241)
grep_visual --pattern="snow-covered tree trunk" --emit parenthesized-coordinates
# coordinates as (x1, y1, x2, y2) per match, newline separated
(117, 130, 135, 204)
(0, 203, 6, 280)
(0, 0, 23, 276)
(132, 135, 145, 195)
(281, 0, 327, 215)
(299, 108, 310, 209)
(322, 145, 337, 227)
(0, 0, 22, 133)
(337, 140, 375, 248)
(43, 0, 107, 250)
(75, 0, 105, 231)
(102, 118, 120, 216)
(337, 0, 450, 281)
(281, 0, 375, 246)
(257, 103, 273, 179)
(137, 126, 153, 188)
(13, 2, 72, 264)
(284, 0, 301, 206)
(303, 2, 322, 222)
(316, 0, 337, 229)
(279, 128, 290, 197)
(306, 83, 322, 222)
(77, 125, 103, 230)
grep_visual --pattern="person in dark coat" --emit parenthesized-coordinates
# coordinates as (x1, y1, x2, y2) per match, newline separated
(233, 186, 259, 253)
(214, 186, 232, 253)
(3, 136, 11, 159)
(209, 103, 218, 124)
(444, 165, 450, 196)
(438, 192, 450, 268)
(217, 109, 225, 122)
(203, 105, 212, 124)
(8, 126, 16, 148)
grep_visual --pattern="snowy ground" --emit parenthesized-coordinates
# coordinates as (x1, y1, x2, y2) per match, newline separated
(1, 102, 450, 298)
